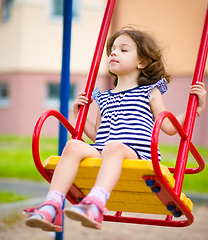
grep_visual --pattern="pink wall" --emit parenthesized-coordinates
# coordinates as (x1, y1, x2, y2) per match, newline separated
(0, 73, 59, 136)
(160, 76, 208, 146)
(0, 73, 207, 146)
(0, 72, 110, 137)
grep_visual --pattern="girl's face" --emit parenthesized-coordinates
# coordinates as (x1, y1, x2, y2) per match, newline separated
(108, 34, 142, 77)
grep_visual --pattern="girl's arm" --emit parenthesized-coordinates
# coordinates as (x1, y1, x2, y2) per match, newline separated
(82, 109, 101, 142)
(150, 82, 206, 136)
(73, 92, 101, 142)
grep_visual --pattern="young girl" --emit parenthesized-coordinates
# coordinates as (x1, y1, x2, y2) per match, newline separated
(24, 27, 206, 231)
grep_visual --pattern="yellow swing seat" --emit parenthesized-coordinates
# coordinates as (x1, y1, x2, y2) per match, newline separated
(43, 156, 193, 216)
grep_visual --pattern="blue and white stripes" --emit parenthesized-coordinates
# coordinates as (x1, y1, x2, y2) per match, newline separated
(91, 78, 167, 161)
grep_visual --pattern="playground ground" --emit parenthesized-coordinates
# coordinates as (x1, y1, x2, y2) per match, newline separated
(0, 179, 208, 240)
(0, 205, 208, 240)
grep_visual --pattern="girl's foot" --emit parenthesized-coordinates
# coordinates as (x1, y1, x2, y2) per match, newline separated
(23, 200, 63, 232)
(64, 196, 108, 230)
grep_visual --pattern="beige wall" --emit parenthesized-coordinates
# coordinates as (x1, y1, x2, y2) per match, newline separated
(0, 0, 108, 75)
(112, 0, 208, 76)
(0, 0, 110, 136)
(2, 1, 207, 81)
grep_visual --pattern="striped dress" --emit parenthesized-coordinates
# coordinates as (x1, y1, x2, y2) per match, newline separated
(91, 78, 168, 161)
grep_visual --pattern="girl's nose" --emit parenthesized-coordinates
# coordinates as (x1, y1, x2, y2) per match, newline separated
(111, 49, 117, 56)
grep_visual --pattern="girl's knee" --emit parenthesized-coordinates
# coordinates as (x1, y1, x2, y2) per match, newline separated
(63, 139, 82, 155)
(63, 139, 100, 160)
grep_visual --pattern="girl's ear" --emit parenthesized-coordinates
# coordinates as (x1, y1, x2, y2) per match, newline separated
(137, 62, 147, 70)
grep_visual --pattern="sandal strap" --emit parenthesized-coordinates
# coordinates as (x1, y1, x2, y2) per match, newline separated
(23, 207, 37, 213)
(24, 200, 62, 214)
(81, 196, 108, 214)
(40, 200, 61, 212)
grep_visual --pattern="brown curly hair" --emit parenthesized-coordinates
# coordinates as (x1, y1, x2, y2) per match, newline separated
(106, 27, 172, 86)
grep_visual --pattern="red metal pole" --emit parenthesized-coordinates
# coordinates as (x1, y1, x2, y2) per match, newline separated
(151, 111, 194, 227)
(32, 110, 78, 183)
(74, 0, 116, 140)
(173, 5, 208, 196)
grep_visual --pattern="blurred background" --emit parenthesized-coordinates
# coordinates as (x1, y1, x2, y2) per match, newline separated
(0, 1, 208, 239)
(0, 0, 207, 146)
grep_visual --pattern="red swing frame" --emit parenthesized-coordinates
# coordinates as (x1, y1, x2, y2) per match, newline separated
(32, 0, 207, 227)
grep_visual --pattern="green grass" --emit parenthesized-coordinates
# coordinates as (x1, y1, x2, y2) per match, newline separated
(0, 135, 207, 193)
(160, 144, 208, 193)
(0, 191, 29, 204)
(0, 135, 58, 180)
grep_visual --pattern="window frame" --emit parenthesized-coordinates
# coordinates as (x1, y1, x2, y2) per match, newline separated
(44, 82, 77, 110)
(49, 0, 81, 22)
(0, 82, 10, 108)
(1, 0, 14, 22)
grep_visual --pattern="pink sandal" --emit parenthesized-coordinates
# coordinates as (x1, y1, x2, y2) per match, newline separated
(64, 196, 108, 230)
(23, 200, 63, 232)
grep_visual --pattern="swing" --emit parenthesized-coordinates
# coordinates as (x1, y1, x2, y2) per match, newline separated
(32, 0, 207, 228)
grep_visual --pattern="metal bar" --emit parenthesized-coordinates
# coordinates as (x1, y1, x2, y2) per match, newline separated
(56, 1, 73, 239)
(74, 0, 117, 140)
(168, 142, 205, 175)
(104, 214, 191, 227)
(173, 4, 208, 196)
(150, 111, 194, 227)
(58, 0, 73, 156)
(32, 110, 77, 184)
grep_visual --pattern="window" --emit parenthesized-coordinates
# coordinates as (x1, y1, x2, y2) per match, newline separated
(0, 83, 10, 108)
(52, 0, 63, 17)
(69, 84, 76, 106)
(1, 0, 14, 22)
(45, 82, 76, 109)
(48, 83, 60, 100)
(50, 0, 81, 21)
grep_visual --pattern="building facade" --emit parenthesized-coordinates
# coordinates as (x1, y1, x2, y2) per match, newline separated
(0, 0, 110, 137)
(0, 0, 207, 146)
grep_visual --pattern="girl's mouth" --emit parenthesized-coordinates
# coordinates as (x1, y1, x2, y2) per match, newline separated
(110, 59, 119, 64)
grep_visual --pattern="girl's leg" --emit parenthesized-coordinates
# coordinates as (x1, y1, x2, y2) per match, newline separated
(94, 141, 138, 192)
(49, 139, 101, 194)
(45, 139, 101, 210)
(24, 139, 101, 230)
(65, 141, 138, 229)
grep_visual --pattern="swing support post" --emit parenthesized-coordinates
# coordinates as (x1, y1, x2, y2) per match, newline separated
(56, 0, 73, 239)
(74, 0, 117, 140)
(173, 5, 208, 196)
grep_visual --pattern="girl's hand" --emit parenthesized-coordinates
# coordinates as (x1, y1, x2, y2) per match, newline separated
(73, 92, 93, 119)
(73, 92, 88, 119)
(189, 82, 206, 115)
